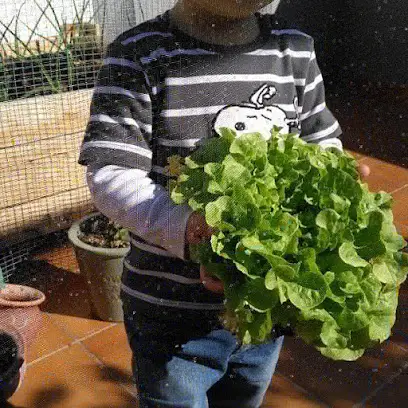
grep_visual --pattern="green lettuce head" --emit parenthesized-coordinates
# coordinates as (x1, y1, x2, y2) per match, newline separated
(170, 128, 408, 361)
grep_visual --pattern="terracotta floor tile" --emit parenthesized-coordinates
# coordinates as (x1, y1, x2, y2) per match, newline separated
(81, 323, 132, 370)
(362, 368, 408, 408)
(277, 335, 408, 408)
(25, 313, 74, 364)
(9, 343, 138, 408)
(362, 158, 408, 193)
(25, 245, 122, 340)
(49, 313, 115, 341)
(395, 222, 408, 239)
(40, 274, 92, 319)
(81, 324, 134, 393)
(33, 244, 79, 274)
(24, 253, 115, 341)
(22, 259, 91, 318)
(345, 150, 368, 161)
(391, 187, 408, 236)
(262, 373, 328, 408)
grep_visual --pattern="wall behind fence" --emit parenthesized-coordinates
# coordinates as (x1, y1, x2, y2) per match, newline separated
(1, 0, 94, 44)
(0, 0, 281, 244)
(0, 0, 99, 242)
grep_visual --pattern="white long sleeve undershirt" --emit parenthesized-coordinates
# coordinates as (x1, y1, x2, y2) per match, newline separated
(86, 164, 193, 260)
(86, 137, 342, 262)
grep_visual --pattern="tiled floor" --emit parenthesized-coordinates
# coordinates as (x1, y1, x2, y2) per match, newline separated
(6, 152, 408, 408)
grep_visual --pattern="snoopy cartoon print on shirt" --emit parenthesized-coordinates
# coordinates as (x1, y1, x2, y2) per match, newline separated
(213, 84, 300, 140)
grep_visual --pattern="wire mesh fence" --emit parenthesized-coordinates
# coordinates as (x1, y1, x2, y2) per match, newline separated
(0, 1, 102, 100)
(0, 0, 183, 282)
(0, 0, 107, 244)
(0, 0, 196, 241)
(0, 0, 280, 280)
(0, 235, 47, 282)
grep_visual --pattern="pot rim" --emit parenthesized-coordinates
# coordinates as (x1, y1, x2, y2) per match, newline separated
(68, 212, 130, 258)
(0, 284, 46, 308)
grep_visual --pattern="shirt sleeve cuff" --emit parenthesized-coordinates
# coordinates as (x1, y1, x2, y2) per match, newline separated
(161, 204, 194, 261)
(318, 137, 343, 151)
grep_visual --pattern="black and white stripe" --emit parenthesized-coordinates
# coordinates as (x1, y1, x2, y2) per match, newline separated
(79, 11, 342, 309)
(121, 284, 225, 310)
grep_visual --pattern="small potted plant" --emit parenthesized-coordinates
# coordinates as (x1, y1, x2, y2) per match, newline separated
(0, 267, 46, 352)
(0, 323, 26, 402)
(68, 212, 130, 322)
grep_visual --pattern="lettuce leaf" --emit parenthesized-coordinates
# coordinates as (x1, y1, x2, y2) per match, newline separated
(170, 128, 407, 361)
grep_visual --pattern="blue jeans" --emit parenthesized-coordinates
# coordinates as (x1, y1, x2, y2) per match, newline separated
(122, 294, 284, 408)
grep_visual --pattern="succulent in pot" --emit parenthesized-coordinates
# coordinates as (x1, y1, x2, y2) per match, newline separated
(68, 213, 130, 322)
(77, 213, 130, 248)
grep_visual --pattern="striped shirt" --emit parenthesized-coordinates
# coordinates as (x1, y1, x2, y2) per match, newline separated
(79, 11, 342, 310)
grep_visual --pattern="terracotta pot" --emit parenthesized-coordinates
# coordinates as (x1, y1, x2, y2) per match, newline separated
(0, 323, 26, 402)
(0, 284, 46, 350)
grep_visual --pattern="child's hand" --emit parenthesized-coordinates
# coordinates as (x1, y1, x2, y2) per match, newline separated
(185, 212, 214, 245)
(186, 165, 371, 294)
(358, 163, 371, 180)
(200, 265, 224, 294)
(185, 213, 224, 293)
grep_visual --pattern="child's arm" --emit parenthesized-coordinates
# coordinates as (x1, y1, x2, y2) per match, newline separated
(79, 40, 193, 260)
(298, 40, 371, 179)
(298, 43, 371, 179)
(86, 164, 193, 260)
(298, 42, 343, 150)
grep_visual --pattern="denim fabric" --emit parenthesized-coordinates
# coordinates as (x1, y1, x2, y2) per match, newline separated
(121, 294, 283, 408)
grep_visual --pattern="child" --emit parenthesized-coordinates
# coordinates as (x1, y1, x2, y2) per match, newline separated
(79, 1, 369, 406)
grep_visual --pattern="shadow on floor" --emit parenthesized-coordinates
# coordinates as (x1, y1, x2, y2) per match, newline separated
(9, 259, 94, 319)
(5, 385, 68, 408)
(98, 365, 134, 386)
(7, 365, 138, 408)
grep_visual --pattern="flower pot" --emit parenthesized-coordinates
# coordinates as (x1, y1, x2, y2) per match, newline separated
(0, 284, 46, 351)
(68, 213, 130, 322)
(0, 324, 26, 402)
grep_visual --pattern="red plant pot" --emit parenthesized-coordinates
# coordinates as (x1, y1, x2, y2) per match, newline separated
(0, 284, 46, 351)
